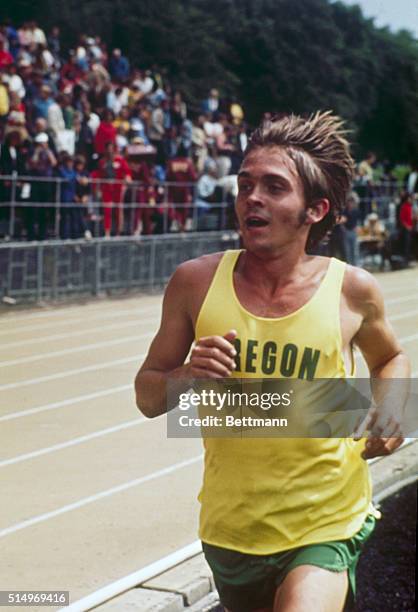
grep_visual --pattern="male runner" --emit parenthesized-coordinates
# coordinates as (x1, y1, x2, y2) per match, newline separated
(135, 112, 410, 612)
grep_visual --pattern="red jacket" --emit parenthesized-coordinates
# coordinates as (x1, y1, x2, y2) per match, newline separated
(95, 155, 132, 202)
(166, 156, 198, 204)
(94, 122, 117, 155)
(399, 201, 413, 230)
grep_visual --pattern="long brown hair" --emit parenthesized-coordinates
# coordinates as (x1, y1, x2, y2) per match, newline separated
(245, 111, 355, 249)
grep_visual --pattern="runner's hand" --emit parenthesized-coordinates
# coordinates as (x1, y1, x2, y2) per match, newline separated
(188, 330, 237, 378)
(353, 404, 404, 459)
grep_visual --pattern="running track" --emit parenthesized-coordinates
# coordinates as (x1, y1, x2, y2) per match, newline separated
(0, 267, 417, 611)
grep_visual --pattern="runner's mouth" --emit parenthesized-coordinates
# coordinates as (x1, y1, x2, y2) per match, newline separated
(245, 216, 269, 228)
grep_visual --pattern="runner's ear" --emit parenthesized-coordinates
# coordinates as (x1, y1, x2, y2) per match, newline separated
(306, 198, 330, 224)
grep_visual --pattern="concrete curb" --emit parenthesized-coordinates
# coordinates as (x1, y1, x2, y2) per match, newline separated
(94, 441, 418, 612)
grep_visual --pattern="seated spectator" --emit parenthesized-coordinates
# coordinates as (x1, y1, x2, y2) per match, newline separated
(358, 212, 392, 269)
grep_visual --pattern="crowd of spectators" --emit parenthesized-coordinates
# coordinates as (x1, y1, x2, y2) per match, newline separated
(0, 20, 246, 240)
(0, 20, 417, 268)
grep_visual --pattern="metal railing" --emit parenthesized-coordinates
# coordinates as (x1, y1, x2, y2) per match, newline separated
(0, 231, 240, 303)
(0, 174, 236, 239)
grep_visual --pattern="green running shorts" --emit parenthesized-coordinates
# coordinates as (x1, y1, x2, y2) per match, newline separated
(202, 514, 376, 612)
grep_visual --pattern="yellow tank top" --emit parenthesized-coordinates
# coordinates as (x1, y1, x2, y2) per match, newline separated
(195, 250, 374, 554)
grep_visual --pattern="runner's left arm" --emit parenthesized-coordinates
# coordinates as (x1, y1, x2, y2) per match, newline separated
(350, 269, 411, 458)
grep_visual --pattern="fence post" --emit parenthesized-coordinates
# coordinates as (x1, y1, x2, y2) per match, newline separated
(94, 240, 101, 296)
(36, 243, 43, 303)
(192, 183, 198, 231)
(149, 237, 156, 290)
(54, 178, 61, 238)
(163, 182, 169, 234)
(8, 173, 17, 238)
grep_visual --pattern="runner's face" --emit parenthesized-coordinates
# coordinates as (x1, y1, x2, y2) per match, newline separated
(236, 147, 309, 253)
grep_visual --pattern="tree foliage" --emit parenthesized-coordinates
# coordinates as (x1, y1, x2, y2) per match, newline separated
(1, 0, 417, 161)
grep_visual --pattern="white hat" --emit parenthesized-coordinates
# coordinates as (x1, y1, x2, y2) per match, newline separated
(34, 132, 49, 143)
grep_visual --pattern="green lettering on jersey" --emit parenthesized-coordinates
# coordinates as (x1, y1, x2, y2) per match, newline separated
(245, 340, 258, 373)
(298, 347, 321, 380)
(280, 343, 298, 377)
(261, 341, 277, 375)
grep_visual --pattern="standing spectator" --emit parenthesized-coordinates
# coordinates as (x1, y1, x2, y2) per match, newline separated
(201, 88, 220, 118)
(57, 153, 78, 239)
(148, 102, 165, 165)
(47, 93, 65, 147)
(94, 109, 117, 156)
(47, 27, 61, 62)
(357, 151, 376, 221)
(32, 84, 54, 121)
(95, 141, 131, 237)
(192, 115, 208, 173)
(27, 131, 57, 240)
(0, 130, 28, 237)
(4, 62, 26, 99)
(342, 192, 360, 265)
(4, 92, 29, 142)
(130, 155, 155, 236)
(74, 155, 92, 238)
(195, 158, 223, 229)
(108, 49, 130, 83)
(0, 39, 13, 69)
(130, 105, 150, 143)
(166, 145, 197, 231)
(132, 69, 154, 97)
(170, 91, 186, 128)
(398, 192, 415, 264)
(0, 74, 10, 132)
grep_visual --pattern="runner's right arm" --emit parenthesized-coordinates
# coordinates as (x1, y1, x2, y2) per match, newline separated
(135, 262, 237, 418)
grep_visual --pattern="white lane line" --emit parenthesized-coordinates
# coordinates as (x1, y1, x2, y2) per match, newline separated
(0, 300, 161, 325)
(0, 455, 203, 538)
(379, 284, 418, 294)
(386, 296, 418, 305)
(0, 384, 132, 421)
(0, 417, 147, 467)
(389, 309, 418, 322)
(0, 304, 161, 337)
(0, 317, 159, 350)
(0, 332, 154, 368)
(61, 541, 202, 612)
(401, 333, 418, 344)
(0, 354, 143, 392)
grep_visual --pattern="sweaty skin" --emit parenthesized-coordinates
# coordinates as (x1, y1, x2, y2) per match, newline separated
(136, 148, 410, 458)
(135, 145, 410, 612)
